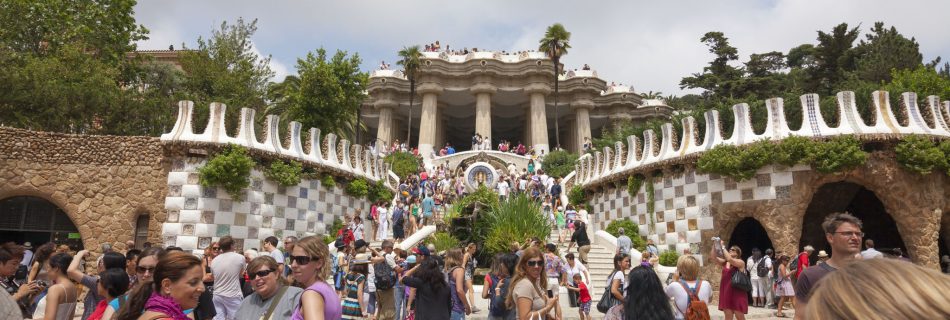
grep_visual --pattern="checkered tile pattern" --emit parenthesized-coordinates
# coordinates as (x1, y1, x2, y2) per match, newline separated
(588, 164, 806, 259)
(162, 157, 371, 255)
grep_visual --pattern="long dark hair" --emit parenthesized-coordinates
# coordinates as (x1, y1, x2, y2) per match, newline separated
(413, 258, 447, 291)
(100, 268, 131, 298)
(48, 252, 72, 275)
(624, 265, 674, 320)
(117, 251, 201, 320)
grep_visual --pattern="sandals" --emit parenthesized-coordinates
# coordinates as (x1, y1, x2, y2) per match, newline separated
(774, 312, 788, 318)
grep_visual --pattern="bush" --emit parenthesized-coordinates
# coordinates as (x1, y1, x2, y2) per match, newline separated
(367, 180, 393, 203)
(478, 194, 551, 256)
(198, 144, 255, 200)
(568, 185, 586, 206)
(541, 150, 579, 178)
(697, 140, 774, 181)
(940, 140, 950, 175)
(457, 186, 499, 210)
(321, 175, 336, 189)
(345, 178, 369, 198)
(774, 135, 814, 167)
(698, 135, 868, 180)
(605, 219, 646, 251)
(264, 160, 303, 187)
(808, 135, 867, 174)
(658, 250, 680, 267)
(626, 174, 644, 197)
(322, 217, 346, 244)
(384, 151, 420, 179)
(430, 232, 460, 253)
(895, 135, 947, 174)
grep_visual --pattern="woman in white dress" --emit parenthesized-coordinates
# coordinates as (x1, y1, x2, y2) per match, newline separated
(34, 253, 78, 320)
(376, 203, 390, 241)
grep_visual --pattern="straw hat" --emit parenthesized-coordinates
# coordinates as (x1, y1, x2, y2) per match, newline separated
(817, 250, 829, 258)
(353, 253, 371, 264)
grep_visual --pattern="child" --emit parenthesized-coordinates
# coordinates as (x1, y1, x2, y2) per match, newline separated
(555, 206, 566, 243)
(567, 273, 592, 320)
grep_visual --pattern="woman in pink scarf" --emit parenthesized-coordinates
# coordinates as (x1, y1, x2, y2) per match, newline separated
(115, 252, 204, 320)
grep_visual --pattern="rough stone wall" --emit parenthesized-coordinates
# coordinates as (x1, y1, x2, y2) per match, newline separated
(0, 127, 168, 252)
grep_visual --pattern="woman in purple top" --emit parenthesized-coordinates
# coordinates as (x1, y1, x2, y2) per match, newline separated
(290, 236, 342, 320)
(444, 248, 471, 319)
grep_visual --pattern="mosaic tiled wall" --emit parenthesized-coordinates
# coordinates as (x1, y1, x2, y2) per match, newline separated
(588, 164, 808, 258)
(162, 157, 371, 255)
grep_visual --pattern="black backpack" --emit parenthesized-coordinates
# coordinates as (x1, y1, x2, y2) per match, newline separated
(374, 260, 396, 290)
(756, 257, 769, 278)
(392, 207, 404, 226)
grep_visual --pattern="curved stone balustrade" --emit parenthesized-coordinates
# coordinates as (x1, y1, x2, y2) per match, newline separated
(559, 69, 599, 80)
(575, 91, 950, 186)
(370, 69, 405, 79)
(603, 85, 635, 95)
(412, 50, 547, 64)
(161, 101, 394, 185)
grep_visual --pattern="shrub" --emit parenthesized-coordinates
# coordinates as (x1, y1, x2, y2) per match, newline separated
(384, 151, 420, 179)
(541, 150, 579, 178)
(345, 178, 369, 198)
(478, 194, 551, 256)
(430, 232, 460, 253)
(198, 144, 255, 200)
(626, 174, 644, 197)
(367, 180, 393, 203)
(568, 185, 586, 206)
(697, 140, 774, 181)
(321, 175, 336, 189)
(940, 140, 950, 175)
(774, 135, 814, 167)
(264, 160, 303, 187)
(807, 135, 867, 174)
(895, 135, 947, 174)
(322, 217, 345, 244)
(605, 218, 646, 251)
(456, 186, 499, 210)
(658, 250, 680, 267)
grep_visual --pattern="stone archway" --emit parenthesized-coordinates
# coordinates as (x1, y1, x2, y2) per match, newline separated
(728, 217, 775, 261)
(799, 182, 907, 258)
(0, 195, 85, 251)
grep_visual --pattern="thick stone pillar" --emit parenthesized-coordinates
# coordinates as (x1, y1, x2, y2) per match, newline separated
(526, 84, 551, 154)
(417, 84, 443, 159)
(472, 84, 496, 139)
(573, 101, 593, 154)
(375, 102, 396, 148)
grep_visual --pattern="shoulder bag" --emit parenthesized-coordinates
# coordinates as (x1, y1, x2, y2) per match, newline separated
(730, 265, 752, 292)
(596, 271, 621, 313)
(262, 285, 290, 320)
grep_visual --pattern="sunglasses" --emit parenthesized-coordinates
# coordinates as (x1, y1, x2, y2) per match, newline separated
(288, 255, 319, 265)
(212, 247, 221, 251)
(526, 260, 544, 267)
(136, 266, 156, 274)
(249, 269, 275, 280)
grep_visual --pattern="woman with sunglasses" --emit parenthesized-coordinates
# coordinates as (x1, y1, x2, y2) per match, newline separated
(711, 241, 748, 320)
(507, 247, 558, 320)
(116, 251, 204, 320)
(103, 247, 165, 320)
(290, 236, 342, 320)
(235, 256, 303, 320)
(603, 253, 631, 320)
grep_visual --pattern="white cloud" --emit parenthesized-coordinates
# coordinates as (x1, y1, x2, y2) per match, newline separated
(133, 0, 950, 96)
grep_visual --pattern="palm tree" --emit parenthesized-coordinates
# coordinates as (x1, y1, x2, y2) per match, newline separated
(642, 90, 664, 99)
(397, 45, 422, 148)
(539, 23, 571, 150)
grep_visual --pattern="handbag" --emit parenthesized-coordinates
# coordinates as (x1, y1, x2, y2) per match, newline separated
(730, 267, 752, 292)
(596, 271, 621, 313)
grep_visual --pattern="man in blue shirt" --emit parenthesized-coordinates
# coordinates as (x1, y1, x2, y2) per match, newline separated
(421, 194, 435, 225)
(446, 143, 456, 155)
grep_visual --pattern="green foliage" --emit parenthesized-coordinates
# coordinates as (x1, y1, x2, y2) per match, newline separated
(283, 48, 368, 137)
(941, 141, 950, 176)
(479, 194, 551, 256)
(457, 186, 500, 210)
(345, 178, 369, 198)
(774, 136, 815, 167)
(384, 152, 420, 179)
(697, 141, 775, 181)
(627, 174, 645, 197)
(895, 135, 947, 175)
(323, 217, 346, 244)
(539, 23, 572, 60)
(568, 185, 586, 206)
(884, 66, 950, 100)
(430, 232, 460, 253)
(853, 22, 923, 84)
(321, 175, 337, 189)
(645, 176, 655, 233)
(605, 219, 646, 251)
(198, 145, 255, 200)
(367, 180, 393, 203)
(264, 160, 303, 187)
(808, 136, 867, 174)
(659, 250, 681, 267)
(541, 150, 579, 178)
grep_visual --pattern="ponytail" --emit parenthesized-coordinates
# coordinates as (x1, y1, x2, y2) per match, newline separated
(116, 279, 155, 320)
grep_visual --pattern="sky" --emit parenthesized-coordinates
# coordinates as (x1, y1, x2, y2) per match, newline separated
(133, 0, 950, 96)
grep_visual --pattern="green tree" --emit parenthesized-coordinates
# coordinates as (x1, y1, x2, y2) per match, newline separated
(397, 46, 422, 145)
(680, 32, 744, 99)
(179, 18, 274, 131)
(286, 48, 368, 137)
(810, 23, 861, 95)
(852, 22, 923, 84)
(539, 23, 572, 149)
(884, 66, 950, 100)
(541, 150, 579, 178)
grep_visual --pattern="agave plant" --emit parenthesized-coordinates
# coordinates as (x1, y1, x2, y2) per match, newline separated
(478, 194, 552, 256)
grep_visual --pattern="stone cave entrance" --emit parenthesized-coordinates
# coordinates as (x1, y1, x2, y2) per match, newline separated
(0, 196, 84, 251)
(799, 182, 907, 259)
(728, 217, 774, 261)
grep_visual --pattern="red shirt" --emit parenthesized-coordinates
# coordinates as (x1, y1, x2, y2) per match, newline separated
(796, 252, 810, 278)
(577, 282, 591, 303)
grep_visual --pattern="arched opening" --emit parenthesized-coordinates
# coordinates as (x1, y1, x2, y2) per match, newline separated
(728, 217, 774, 261)
(800, 182, 906, 259)
(0, 196, 84, 251)
(133, 214, 150, 250)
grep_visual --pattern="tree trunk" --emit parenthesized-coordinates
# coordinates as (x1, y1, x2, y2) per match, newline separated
(553, 56, 560, 151)
(407, 79, 415, 148)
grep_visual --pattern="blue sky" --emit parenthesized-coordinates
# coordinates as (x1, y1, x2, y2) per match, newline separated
(134, 0, 950, 96)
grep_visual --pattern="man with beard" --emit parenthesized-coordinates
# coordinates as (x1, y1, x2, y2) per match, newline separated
(794, 212, 863, 320)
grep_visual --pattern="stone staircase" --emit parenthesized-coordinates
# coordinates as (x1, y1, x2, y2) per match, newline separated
(548, 226, 616, 304)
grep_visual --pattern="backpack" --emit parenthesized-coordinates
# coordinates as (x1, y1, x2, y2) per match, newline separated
(392, 207, 404, 225)
(374, 259, 396, 290)
(487, 275, 512, 317)
(337, 227, 354, 246)
(788, 254, 801, 274)
(756, 257, 769, 278)
(678, 280, 710, 320)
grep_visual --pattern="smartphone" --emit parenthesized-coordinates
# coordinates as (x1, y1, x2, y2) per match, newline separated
(712, 237, 724, 257)
(547, 289, 554, 298)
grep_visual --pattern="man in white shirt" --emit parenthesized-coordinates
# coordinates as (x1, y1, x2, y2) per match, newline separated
(860, 239, 883, 259)
(496, 178, 510, 201)
(262, 236, 285, 275)
(746, 248, 771, 308)
(19, 242, 33, 274)
(210, 236, 246, 320)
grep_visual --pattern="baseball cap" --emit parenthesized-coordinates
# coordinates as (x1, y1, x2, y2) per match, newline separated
(354, 239, 368, 249)
(406, 255, 417, 264)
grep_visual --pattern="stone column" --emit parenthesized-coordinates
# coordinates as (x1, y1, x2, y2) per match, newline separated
(472, 84, 496, 140)
(573, 100, 594, 154)
(374, 101, 396, 148)
(417, 83, 443, 159)
(526, 84, 551, 154)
